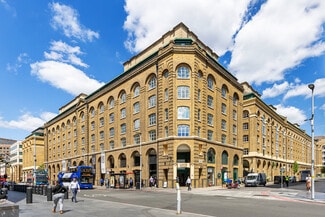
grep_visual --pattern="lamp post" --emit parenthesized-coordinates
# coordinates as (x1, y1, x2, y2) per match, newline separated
(308, 83, 315, 200)
(33, 134, 36, 185)
(139, 133, 142, 190)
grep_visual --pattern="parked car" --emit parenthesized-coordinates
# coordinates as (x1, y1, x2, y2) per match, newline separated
(245, 173, 267, 187)
(289, 176, 296, 183)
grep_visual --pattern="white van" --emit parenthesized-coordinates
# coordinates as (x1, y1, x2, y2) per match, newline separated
(244, 173, 266, 187)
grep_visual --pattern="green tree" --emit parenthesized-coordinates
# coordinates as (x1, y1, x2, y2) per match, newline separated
(293, 161, 299, 174)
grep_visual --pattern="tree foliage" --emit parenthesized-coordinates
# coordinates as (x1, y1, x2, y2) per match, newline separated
(293, 161, 299, 174)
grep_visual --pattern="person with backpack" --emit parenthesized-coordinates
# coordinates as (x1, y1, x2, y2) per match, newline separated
(52, 180, 67, 214)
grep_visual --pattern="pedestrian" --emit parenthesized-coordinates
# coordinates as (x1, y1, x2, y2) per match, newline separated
(149, 176, 154, 187)
(52, 180, 66, 214)
(129, 177, 133, 188)
(285, 175, 289, 187)
(306, 174, 311, 192)
(186, 176, 191, 191)
(100, 178, 104, 186)
(69, 177, 80, 203)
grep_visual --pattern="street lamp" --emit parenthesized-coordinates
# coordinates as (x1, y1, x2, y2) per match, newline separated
(308, 83, 315, 200)
(33, 134, 36, 186)
(139, 133, 142, 190)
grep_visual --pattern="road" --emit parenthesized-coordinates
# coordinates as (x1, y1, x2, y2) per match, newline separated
(76, 179, 325, 217)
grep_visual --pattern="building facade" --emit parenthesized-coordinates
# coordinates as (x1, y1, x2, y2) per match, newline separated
(10, 141, 23, 182)
(44, 23, 244, 188)
(44, 23, 317, 188)
(22, 128, 45, 183)
(242, 83, 313, 181)
(0, 138, 16, 178)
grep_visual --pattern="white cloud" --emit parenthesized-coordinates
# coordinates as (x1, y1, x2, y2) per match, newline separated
(274, 104, 307, 125)
(49, 2, 99, 42)
(0, 112, 57, 131)
(44, 41, 88, 68)
(123, 0, 250, 54)
(262, 81, 289, 99)
(229, 0, 325, 85)
(30, 61, 105, 96)
(123, 0, 325, 86)
(283, 78, 325, 100)
(6, 53, 30, 72)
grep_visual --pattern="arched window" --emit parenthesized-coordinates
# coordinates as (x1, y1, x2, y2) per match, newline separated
(222, 151, 228, 164)
(207, 76, 214, 90)
(99, 103, 105, 113)
(109, 97, 115, 109)
(134, 85, 140, 97)
(207, 148, 215, 163)
(221, 85, 228, 98)
(177, 66, 190, 79)
(243, 110, 249, 118)
(120, 92, 126, 104)
(90, 107, 95, 117)
(119, 154, 126, 167)
(133, 151, 140, 166)
(148, 76, 156, 90)
(233, 93, 239, 106)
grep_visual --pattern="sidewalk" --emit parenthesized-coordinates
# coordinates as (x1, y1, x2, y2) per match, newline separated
(7, 190, 213, 217)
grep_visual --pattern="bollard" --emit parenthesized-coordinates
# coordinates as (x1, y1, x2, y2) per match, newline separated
(26, 187, 33, 204)
(43, 185, 47, 196)
(39, 186, 43, 195)
(47, 185, 52, 201)
(176, 183, 181, 214)
(64, 187, 69, 199)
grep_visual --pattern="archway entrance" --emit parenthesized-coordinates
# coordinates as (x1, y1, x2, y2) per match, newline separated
(177, 144, 191, 186)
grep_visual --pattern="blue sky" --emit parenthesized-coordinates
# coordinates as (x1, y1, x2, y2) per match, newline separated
(0, 0, 325, 141)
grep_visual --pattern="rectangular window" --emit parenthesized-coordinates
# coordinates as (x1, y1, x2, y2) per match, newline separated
(134, 134, 140, 145)
(109, 113, 114, 123)
(243, 135, 249, 142)
(149, 113, 156, 126)
(110, 141, 114, 150)
(222, 103, 227, 114)
(100, 117, 104, 127)
(121, 124, 126, 134)
(133, 102, 140, 114)
(148, 95, 156, 108)
(100, 131, 104, 140)
(243, 123, 249, 130)
(207, 95, 213, 108)
(207, 130, 213, 141)
(134, 119, 140, 130)
(149, 130, 156, 141)
(207, 113, 213, 125)
(120, 108, 126, 119)
(109, 128, 114, 137)
(221, 120, 227, 130)
(177, 86, 190, 99)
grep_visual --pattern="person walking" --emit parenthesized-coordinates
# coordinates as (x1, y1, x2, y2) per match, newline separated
(306, 174, 312, 192)
(285, 175, 289, 187)
(69, 177, 80, 203)
(52, 180, 66, 214)
(186, 176, 191, 191)
(129, 177, 133, 188)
